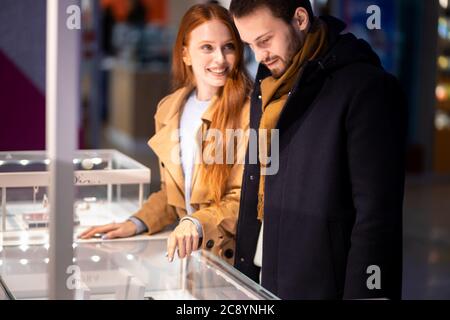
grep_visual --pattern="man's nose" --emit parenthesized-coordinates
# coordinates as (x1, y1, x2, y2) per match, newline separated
(254, 49, 269, 63)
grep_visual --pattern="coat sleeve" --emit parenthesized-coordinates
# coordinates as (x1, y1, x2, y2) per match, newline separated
(132, 99, 178, 234)
(133, 180, 178, 235)
(343, 71, 406, 300)
(191, 162, 244, 249)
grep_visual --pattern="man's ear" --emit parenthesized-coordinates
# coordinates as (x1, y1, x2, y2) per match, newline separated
(292, 7, 310, 32)
(182, 47, 192, 66)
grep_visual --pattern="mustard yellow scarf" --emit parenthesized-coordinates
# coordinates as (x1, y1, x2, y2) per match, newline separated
(257, 18, 328, 221)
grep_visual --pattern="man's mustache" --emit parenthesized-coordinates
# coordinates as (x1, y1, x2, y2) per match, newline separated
(262, 57, 279, 65)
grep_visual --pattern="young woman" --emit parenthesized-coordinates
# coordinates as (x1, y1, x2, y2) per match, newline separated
(80, 4, 252, 265)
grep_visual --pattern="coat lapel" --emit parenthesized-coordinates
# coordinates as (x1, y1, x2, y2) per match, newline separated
(148, 88, 191, 207)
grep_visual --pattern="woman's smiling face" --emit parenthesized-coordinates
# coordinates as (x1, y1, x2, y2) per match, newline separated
(183, 19, 237, 100)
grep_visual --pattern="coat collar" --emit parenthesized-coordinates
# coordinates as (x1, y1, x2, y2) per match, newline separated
(154, 87, 218, 125)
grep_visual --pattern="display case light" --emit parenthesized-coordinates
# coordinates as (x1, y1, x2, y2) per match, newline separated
(19, 259, 29, 266)
(73, 159, 81, 165)
(19, 245, 29, 252)
(90, 255, 101, 263)
(44, 159, 51, 165)
(19, 160, 30, 166)
(44, 258, 50, 264)
(126, 254, 134, 261)
(0, 160, 4, 166)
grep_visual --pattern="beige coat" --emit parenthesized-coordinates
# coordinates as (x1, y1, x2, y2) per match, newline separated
(134, 87, 250, 265)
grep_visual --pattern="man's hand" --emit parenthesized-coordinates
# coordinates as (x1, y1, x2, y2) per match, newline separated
(167, 220, 200, 262)
(78, 221, 137, 240)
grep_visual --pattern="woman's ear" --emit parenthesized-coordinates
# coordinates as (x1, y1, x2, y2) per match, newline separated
(182, 47, 192, 66)
(292, 7, 310, 32)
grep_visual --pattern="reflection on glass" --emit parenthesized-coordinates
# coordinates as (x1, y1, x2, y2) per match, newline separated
(0, 239, 278, 300)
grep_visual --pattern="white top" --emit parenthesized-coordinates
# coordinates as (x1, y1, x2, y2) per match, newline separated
(179, 92, 210, 215)
(254, 221, 264, 283)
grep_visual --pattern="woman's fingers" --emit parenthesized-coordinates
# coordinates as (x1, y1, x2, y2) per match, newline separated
(79, 227, 95, 238)
(78, 223, 118, 239)
(177, 234, 186, 258)
(185, 234, 192, 257)
(167, 233, 177, 262)
(167, 221, 199, 262)
(192, 234, 200, 252)
(79, 225, 108, 239)
(102, 221, 137, 240)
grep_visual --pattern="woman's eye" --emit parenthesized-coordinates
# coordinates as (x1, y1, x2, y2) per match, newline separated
(223, 43, 235, 51)
(201, 44, 213, 51)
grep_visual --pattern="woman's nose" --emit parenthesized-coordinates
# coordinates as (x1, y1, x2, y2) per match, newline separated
(214, 48, 226, 64)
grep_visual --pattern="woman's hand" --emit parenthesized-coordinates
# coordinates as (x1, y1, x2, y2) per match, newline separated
(167, 219, 200, 262)
(78, 221, 137, 240)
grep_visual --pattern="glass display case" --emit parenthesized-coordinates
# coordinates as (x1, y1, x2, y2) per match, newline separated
(0, 150, 150, 243)
(0, 149, 277, 300)
(0, 238, 278, 300)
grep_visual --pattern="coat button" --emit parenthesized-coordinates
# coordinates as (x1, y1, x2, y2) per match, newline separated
(206, 240, 214, 249)
(240, 257, 245, 262)
(224, 249, 234, 259)
(258, 95, 262, 99)
(161, 162, 165, 168)
(250, 175, 255, 181)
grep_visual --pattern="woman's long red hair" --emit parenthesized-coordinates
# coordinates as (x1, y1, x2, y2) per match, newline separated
(172, 4, 252, 204)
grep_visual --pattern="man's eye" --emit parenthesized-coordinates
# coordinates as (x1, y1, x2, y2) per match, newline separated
(257, 37, 271, 47)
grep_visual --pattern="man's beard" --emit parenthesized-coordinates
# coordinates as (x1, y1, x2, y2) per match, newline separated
(267, 26, 302, 78)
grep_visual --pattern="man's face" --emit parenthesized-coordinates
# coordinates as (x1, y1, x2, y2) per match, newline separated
(234, 6, 303, 78)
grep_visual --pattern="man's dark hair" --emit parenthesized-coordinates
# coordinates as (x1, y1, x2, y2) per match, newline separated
(229, 0, 314, 24)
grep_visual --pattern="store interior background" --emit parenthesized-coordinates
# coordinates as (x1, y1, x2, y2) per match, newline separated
(0, 0, 449, 299)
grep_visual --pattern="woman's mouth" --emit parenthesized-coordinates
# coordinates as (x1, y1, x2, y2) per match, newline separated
(207, 67, 229, 76)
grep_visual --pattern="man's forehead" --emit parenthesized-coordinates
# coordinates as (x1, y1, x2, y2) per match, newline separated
(233, 6, 284, 42)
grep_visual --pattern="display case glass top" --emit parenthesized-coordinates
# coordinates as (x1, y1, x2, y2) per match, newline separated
(0, 237, 278, 300)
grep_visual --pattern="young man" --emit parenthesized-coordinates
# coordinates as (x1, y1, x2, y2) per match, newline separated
(230, 0, 406, 299)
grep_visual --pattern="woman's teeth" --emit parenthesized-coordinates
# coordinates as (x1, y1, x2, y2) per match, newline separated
(208, 68, 227, 75)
